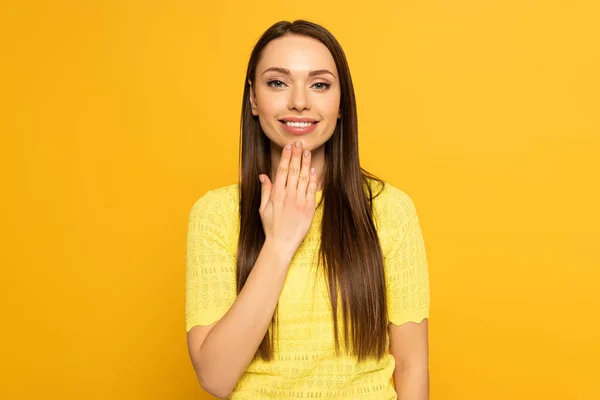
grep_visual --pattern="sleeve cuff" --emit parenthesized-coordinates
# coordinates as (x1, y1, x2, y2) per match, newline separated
(186, 308, 230, 332)
(389, 308, 429, 326)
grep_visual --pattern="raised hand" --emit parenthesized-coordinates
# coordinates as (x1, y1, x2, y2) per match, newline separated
(258, 140, 318, 258)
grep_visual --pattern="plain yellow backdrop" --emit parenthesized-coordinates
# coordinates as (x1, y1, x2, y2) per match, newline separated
(1, 1, 599, 399)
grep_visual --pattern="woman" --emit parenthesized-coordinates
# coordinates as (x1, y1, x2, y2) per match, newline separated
(186, 20, 430, 399)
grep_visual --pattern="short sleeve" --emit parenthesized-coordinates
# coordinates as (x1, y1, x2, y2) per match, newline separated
(383, 191, 431, 325)
(185, 190, 237, 332)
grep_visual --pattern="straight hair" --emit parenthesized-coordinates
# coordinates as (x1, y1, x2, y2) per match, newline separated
(236, 19, 388, 362)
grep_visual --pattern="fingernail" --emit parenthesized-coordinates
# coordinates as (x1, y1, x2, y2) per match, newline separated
(304, 150, 310, 157)
(311, 168, 315, 175)
(294, 140, 301, 148)
(259, 175, 264, 183)
(285, 143, 292, 150)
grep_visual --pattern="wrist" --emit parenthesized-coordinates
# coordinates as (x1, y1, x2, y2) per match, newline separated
(262, 239, 295, 267)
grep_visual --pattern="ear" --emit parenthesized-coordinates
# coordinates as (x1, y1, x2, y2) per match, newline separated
(248, 79, 258, 116)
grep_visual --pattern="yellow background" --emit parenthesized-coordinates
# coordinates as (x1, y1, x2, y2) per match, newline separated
(1, 1, 598, 399)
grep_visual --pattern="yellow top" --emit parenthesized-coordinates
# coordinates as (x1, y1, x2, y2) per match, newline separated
(185, 179, 430, 399)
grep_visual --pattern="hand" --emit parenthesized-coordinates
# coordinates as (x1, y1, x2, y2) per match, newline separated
(258, 140, 319, 259)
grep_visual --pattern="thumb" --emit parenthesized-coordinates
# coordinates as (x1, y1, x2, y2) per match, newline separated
(259, 174, 272, 213)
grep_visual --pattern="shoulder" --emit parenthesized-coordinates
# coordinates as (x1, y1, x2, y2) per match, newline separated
(367, 178, 421, 251)
(188, 182, 239, 222)
(368, 178, 417, 217)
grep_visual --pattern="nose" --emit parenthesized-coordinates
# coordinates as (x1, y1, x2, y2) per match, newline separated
(288, 85, 310, 112)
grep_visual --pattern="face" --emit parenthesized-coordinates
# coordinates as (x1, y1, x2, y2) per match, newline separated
(249, 35, 341, 151)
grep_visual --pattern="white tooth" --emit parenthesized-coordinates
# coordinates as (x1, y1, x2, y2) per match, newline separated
(285, 121, 313, 127)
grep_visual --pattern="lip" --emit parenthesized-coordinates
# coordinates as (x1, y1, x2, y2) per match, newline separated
(280, 117, 318, 122)
(278, 120, 319, 135)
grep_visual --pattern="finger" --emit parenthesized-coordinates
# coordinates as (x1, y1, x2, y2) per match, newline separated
(259, 174, 272, 214)
(297, 149, 311, 198)
(286, 140, 303, 192)
(305, 167, 318, 204)
(274, 143, 292, 194)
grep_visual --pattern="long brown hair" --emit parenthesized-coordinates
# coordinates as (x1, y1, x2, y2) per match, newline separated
(236, 20, 388, 362)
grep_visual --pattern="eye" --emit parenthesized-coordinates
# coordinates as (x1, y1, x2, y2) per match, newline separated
(267, 79, 286, 88)
(312, 82, 331, 90)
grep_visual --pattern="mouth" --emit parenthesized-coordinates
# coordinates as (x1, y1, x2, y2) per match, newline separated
(278, 119, 320, 135)
(279, 119, 319, 126)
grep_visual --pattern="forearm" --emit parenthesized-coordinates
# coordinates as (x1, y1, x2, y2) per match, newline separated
(394, 366, 429, 400)
(196, 239, 292, 396)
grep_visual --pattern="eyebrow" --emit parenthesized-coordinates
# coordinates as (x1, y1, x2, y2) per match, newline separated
(261, 67, 336, 79)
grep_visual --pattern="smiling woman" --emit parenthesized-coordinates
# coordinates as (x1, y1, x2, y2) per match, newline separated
(185, 20, 430, 400)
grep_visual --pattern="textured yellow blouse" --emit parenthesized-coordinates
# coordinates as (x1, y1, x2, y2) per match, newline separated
(185, 179, 430, 399)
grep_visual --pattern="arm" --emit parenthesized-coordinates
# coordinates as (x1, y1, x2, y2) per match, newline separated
(187, 239, 292, 398)
(186, 142, 317, 397)
(382, 188, 431, 399)
(389, 319, 429, 400)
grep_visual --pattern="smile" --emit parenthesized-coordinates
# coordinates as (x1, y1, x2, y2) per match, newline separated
(278, 120, 320, 135)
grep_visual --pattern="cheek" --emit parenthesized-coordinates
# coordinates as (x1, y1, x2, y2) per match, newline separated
(256, 90, 287, 116)
(315, 93, 341, 118)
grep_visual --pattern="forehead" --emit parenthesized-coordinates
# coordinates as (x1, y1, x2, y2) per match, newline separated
(257, 35, 337, 75)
